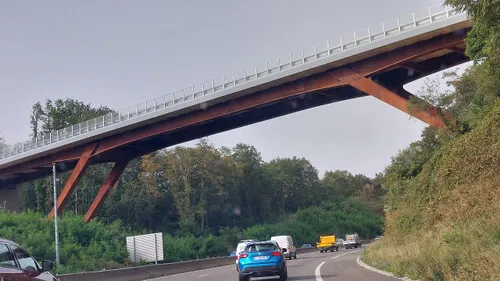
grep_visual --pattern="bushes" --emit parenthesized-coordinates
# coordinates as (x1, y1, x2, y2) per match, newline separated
(0, 197, 382, 273)
(0, 211, 130, 274)
(242, 199, 383, 245)
(163, 198, 382, 262)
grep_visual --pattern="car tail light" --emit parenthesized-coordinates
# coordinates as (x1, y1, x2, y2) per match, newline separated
(271, 251, 281, 256)
(239, 253, 248, 258)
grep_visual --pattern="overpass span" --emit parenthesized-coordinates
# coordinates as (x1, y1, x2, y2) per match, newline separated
(0, 5, 471, 221)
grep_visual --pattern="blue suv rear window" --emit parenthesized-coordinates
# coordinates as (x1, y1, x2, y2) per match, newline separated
(245, 243, 278, 252)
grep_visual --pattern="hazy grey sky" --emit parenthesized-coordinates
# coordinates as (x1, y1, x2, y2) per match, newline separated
(0, 0, 456, 177)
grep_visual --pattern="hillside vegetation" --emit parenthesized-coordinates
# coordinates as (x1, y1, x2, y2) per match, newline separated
(364, 101, 500, 280)
(363, 1, 500, 279)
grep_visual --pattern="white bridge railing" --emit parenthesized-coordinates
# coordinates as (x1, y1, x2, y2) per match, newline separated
(0, 4, 464, 161)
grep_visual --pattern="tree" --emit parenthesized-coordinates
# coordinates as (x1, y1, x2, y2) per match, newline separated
(265, 157, 319, 216)
(231, 143, 271, 223)
(409, 64, 500, 133)
(160, 140, 237, 231)
(22, 99, 114, 213)
(444, 66, 500, 129)
(16, 99, 384, 238)
(0, 133, 7, 152)
(29, 102, 44, 138)
(446, 0, 500, 79)
(321, 170, 359, 199)
(30, 99, 113, 136)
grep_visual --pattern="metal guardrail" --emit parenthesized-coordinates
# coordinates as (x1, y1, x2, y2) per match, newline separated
(57, 256, 235, 281)
(0, 4, 464, 161)
(58, 247, 319, 281)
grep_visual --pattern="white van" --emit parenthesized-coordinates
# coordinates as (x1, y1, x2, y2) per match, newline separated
(343, 233, 361, 249)
(271, 235, 296, 259)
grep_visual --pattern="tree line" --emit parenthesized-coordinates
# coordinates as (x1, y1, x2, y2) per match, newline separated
(0, 98, 386, 274)
(17, 98, 384, 236)
(1, 197, 382, 274)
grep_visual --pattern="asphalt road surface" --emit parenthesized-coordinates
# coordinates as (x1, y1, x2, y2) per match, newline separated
(144, 249, 397, 281)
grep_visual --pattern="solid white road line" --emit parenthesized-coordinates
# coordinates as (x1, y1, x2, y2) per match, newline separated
(315, 261, 326, 281)
(315, 251, 359, 281)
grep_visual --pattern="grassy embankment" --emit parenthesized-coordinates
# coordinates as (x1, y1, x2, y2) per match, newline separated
(363, 101, 500, 280)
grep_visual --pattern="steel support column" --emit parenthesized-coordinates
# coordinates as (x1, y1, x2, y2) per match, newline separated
(83, 160, 128, 222)
(48, 143, 97, 217)
(350, 77, 445, 128)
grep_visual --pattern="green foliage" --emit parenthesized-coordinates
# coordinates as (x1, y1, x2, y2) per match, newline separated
(13, 96, 386, 274)
(265, 157, 319, 216)
(0, 133, 6, 150)
(444, 65, 500, 129)
(21, 98, 115, 216)
(408, 64, 500, 133)
(242, 199, 383, 245)
(446, 0, 500, 80)
(366, 60, 500, 280)
(0, 211, 130, 274)
(0, 197, 383, 274)
(154, 199, 383, 265)
(30, 98, 113, 137)
(20, 136, 384, 235)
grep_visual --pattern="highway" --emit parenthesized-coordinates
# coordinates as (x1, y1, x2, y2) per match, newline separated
(144, 249, 396, 281)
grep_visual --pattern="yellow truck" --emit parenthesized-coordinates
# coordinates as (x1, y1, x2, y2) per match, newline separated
(316, 235, 339, 253)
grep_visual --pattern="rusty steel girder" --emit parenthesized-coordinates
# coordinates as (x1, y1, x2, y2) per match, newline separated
(48, 143, 97, 217)
(83, 160, 128, 222)
(350, 77, 445, 128)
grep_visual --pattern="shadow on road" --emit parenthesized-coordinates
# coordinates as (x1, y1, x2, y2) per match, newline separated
(287, 274, 337, 280)
(253, 273, 337, 280)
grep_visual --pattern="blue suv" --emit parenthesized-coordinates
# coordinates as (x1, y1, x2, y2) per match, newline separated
(236, 241, 288, 281)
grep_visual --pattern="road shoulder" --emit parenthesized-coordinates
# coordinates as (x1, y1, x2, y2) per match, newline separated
(356, 256, 419, 281)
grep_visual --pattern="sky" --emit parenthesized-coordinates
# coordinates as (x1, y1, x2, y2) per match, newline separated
(0, 0, 466, 178)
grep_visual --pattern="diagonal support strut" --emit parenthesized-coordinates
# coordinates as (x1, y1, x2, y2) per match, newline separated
(350, 77, 446, 128)
(83, 160, 129, 222)
(49, 142, 98, 217)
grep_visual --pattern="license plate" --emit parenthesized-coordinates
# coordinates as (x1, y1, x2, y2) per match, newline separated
(254, 256, 268, 260)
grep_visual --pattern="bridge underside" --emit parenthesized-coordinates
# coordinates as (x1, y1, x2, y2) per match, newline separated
(0, 27, 470, 222)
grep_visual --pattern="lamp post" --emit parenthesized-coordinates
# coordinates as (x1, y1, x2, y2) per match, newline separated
(52, 163, 60, 270)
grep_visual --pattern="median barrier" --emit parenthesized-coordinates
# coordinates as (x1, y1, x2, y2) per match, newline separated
(360, 239, 373, 245)
(296, 247, 317, 254)
(58, 256, 234, 281)
(58, 247, 319, 281)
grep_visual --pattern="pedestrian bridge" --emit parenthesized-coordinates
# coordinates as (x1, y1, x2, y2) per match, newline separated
(0, 4, 471, 221)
